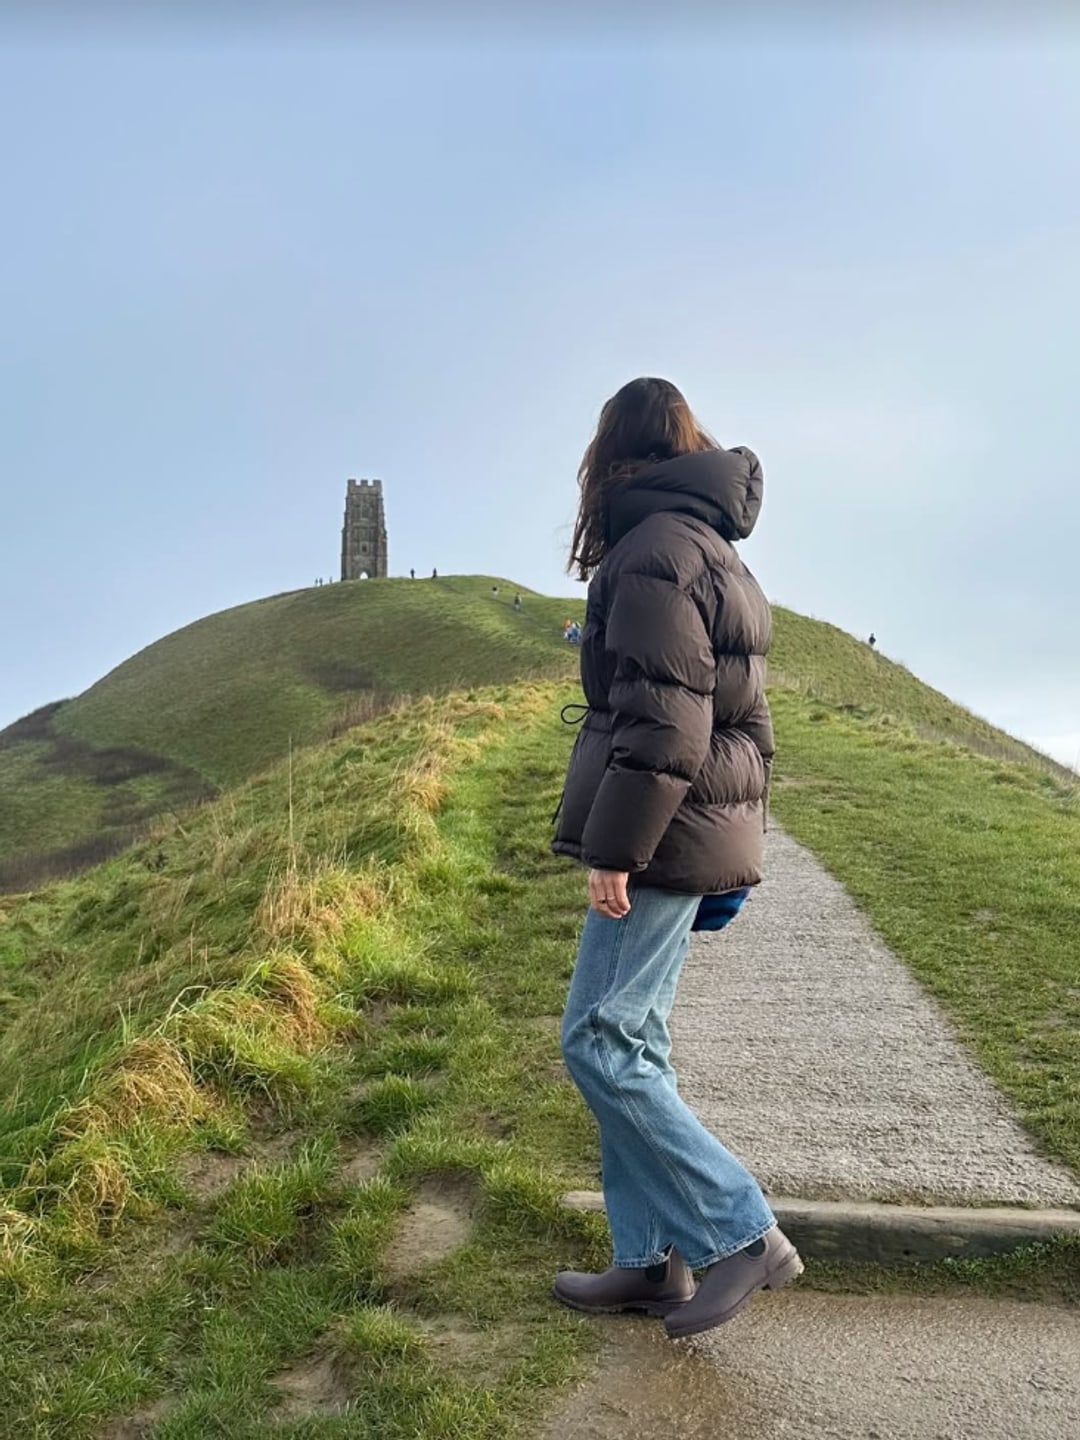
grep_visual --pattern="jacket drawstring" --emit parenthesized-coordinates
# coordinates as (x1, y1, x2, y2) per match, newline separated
(551, 703, 591, 824)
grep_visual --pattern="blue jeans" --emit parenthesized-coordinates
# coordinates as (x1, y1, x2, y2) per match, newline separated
(561, 886, 775, 1269)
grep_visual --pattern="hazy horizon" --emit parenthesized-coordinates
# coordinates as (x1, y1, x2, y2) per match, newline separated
(2, 19, 1078, 769)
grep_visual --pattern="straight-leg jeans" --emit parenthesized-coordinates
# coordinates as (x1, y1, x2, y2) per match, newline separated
(560, 885, 775, 1270)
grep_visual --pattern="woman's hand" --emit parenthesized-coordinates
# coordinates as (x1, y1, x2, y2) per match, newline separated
(588, 869, 631, 919)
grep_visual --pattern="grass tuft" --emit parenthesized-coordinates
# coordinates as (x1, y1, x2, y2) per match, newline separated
(342, 1303, 428, 1368)
(354, 1076, 439, 1136)
(203, 1141, 338, 1264)
(63, 1036, 210, 1137)
(327, 1176, 407, 1299)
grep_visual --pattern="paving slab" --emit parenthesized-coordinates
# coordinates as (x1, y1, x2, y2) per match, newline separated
(543, 1293, 1080, 1439)
(672, 827, 1080, 1207)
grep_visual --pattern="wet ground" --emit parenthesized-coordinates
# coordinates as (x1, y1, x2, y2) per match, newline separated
(545, 1292, 1080, 1439)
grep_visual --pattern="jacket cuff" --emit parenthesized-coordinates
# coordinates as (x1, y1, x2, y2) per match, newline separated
(580, 767, 687, 873)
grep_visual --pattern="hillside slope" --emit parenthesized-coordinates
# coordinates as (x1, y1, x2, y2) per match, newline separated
(1, 573, 1064, 889)
(0, 686, 612, 1437)
(0, 577, 579, 884)
(767, 609, 1053, 769)
(1, 677, 1077, 1436)
(54, 577, 579, 784)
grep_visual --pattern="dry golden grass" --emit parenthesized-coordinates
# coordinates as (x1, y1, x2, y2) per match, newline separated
(0, 684, 546, 1280)
(246, 953, 329, 1048)
(167, 982, 319, 1069)
(49, 1140, 140, 1232)
(61, 1037, 210, 1138)
(0, 1207, 36, 1260)
(256, 860, 385, 954)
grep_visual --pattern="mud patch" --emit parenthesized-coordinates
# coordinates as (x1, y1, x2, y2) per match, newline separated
(252, 1129, 302, 1164)
(538, 1056, 569, 1084)
(339, 1139, 383, 1186)
(95, 1397, 172, 1439)
(473, 1110, 515, 1139)
(416, 1314, 528, 1386)
(175, 1150, 248, 1201)
(151, 1217, 198, 1259)
(79, 1217, 197, 1295)
(541, 1318, 768, 1440)
(384, 1176, 479, 1281)
(415, 1314, 491, 1366)
(270, 1350, 353, 1420)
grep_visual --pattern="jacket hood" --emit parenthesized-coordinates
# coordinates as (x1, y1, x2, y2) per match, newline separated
(605, 446, 764, 547)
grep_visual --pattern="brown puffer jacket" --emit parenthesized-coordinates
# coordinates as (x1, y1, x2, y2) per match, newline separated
(552, 446, 773, 895)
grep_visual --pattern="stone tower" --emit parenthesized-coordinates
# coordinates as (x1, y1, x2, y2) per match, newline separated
(340, 478, 388, 580)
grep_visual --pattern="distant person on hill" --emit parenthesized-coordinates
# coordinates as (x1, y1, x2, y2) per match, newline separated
(432, 567, 438, 579)
(492, 584, 500, 598)
(868, 632, 877, 649)
(514, 593, 522, 611)
(551, 376, 801, 1339)
(410, 568, 415, 580)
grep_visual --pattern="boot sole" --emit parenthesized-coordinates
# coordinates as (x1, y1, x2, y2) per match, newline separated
(665, 1251, 804, 1339)
(552, 1286, 692, 1318)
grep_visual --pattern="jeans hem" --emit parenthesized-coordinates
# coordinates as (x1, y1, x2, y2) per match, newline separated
(678, 1217, 777, 1272)
(611, 1251, 672, 1269)
(612, 1217, 776, 1271)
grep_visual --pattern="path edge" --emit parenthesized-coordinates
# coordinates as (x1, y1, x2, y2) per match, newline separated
(561, 1191, 1080, 1265)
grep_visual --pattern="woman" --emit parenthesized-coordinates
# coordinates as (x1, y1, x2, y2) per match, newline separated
(551, 377, 802, 1339)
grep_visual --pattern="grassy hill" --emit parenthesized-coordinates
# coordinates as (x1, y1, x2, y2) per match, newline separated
(767, 608, 1055, 769)
(52, 577, 579, 784)
(0, 580, 1078, 1437)
(0, 686, 610, 1438)
(0, 577, 580, 887)
(1, 574, 1064, 892)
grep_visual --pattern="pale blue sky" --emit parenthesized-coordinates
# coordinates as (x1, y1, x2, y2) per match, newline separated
(1, 19, 1078, 764)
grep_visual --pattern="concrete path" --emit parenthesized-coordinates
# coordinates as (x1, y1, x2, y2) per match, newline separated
(545, 1294, 1080, 1439)
(672, 826, 1080, 1207)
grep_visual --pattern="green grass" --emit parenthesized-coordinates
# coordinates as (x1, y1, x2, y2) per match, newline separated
(768, 607, 1067, 772)
(55, 576, 579, 786)
(1, 574, 1078, 1434)
(805, 1235, 1080, 1304)
(0, 685, 610, 1438)
(8, 571, 1063, 888)
(0, 726, 213, 882)
(0, 576, 579, 883)
(0, 742, 107, 858)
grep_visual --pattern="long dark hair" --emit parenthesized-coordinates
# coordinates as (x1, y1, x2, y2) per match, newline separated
(568, 377, 716, 580)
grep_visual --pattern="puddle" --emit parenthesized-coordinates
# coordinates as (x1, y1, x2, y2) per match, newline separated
(541, 1317, 767, 1440)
